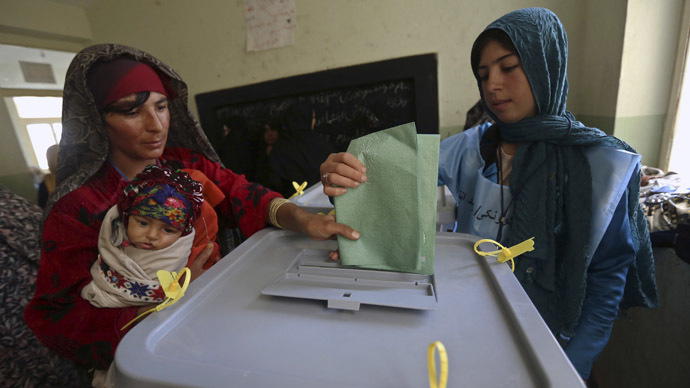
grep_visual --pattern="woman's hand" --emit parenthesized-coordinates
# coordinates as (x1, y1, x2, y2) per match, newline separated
(302, 213, 360, 241)
(320, 152, 367, 197)
(135, 305, 156, 317)
(275, 202, 360, 242)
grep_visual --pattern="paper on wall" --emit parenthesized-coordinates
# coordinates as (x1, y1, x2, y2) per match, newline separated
(244, 0, 296, 52)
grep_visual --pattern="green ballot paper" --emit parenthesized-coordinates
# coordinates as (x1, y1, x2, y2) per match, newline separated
(334, 122, 440, 275)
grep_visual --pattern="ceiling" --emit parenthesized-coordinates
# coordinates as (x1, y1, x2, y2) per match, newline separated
(0, 44, 76, 90)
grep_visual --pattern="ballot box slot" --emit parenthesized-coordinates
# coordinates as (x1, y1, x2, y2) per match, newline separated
(261, 248, 438, 311)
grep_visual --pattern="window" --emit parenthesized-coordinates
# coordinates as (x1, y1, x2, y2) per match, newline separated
(0, 43, 75, 174)
(12, 96, 62, 170)
(666, 45, 690, 177)
(661, 2, 690, 177)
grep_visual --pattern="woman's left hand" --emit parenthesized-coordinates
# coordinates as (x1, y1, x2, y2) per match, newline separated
(275, 202, 360, 242)
(302, 213, 360, 241)
(188, 243, 220, 282)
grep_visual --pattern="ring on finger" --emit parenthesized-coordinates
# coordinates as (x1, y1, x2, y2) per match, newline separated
(322, 173, 331, 185)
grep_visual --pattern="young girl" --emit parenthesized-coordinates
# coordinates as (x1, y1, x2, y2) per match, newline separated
(81, 165, 203, 308)
(320, 7, 658, 380)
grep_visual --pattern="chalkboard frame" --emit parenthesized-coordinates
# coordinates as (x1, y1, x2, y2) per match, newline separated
(195, 53, 438, 154)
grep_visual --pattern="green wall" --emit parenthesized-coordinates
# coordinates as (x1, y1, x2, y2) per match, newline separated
(577, 113, 666, 167)
(576, 114, 616, 136)
(613, 114, 666, 167)
(0, 172, 37, 204)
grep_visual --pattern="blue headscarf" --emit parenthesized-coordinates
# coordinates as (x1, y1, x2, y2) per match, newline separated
(471, 7, 657, 336)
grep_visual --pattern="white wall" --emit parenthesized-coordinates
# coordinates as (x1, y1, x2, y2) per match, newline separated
(0, 0, 92, 43)
(85, 0, 597, 131)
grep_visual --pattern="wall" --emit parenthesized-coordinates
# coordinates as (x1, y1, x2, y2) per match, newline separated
(85, 0, 591, 138)
(569, 0, 627, 135)
(0, 0, 91, 43)
(0, 95, 37, 201)
(612, 0, 685, 166)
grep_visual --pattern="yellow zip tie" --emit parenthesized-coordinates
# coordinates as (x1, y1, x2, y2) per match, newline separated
(428, 341, 448, 388)
(121, 268, 191, 330)
(288, 181, 307, 199)
(473, 237, 535, 272)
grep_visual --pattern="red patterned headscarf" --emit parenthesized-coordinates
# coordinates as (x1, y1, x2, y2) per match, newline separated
(118, 166, 203, 235)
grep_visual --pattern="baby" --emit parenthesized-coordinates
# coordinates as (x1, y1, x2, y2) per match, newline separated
(81, 165, 203, 308)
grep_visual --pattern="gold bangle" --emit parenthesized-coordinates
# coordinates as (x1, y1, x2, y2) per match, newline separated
(268, 198, 291, 229)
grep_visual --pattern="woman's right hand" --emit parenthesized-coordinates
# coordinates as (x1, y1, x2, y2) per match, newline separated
(319, 152, 367, 197)
(188, 243, 220, 282)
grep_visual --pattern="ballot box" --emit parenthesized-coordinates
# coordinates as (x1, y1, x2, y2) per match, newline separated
(112, 230, 584, 388)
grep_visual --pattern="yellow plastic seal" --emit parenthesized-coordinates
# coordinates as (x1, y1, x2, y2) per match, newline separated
(428, 341, 448, 388)
(288, 181, 308, 198)
(473, 237, 535, 272)
(121, 267, 191, 330)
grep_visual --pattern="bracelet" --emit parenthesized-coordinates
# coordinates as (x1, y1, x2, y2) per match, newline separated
(268, 198, 291, 229)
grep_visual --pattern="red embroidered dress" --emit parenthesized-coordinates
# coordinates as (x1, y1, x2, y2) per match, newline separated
(24, 44, 281, 370)
(25, 148, 279, 368)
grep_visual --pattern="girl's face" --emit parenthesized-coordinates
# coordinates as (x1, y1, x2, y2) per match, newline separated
(104, 91, 170, 165)
(127, 214, 182, 250)
(477, 39, 537, 124)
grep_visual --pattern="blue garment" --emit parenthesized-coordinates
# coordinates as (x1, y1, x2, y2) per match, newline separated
(564, 190, 634, 376)
(438, 124, 635, 378)
(461, 9, 658, 379)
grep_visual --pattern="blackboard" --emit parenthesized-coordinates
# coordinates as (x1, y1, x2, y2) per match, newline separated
(195, 53, 438, 182)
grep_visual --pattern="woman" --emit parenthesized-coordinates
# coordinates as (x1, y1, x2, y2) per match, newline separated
(320, 8, 657, 380)
(24, 44, 359, 373)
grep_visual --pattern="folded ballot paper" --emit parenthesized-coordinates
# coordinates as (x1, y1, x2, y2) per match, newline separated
(334, 122, 440, 275)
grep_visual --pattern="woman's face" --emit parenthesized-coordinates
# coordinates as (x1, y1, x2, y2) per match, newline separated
(477, 39, 537, 124)
(104, 91, 170, 165)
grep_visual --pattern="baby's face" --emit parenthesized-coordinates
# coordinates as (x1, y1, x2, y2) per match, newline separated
(127, 215, 183, 250)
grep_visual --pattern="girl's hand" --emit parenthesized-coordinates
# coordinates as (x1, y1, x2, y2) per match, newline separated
(320, 152, 367, 197)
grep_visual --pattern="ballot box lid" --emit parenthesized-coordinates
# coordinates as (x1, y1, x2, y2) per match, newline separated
(112, 230, 584, 388)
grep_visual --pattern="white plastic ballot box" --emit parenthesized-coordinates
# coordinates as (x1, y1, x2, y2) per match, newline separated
(112, 230, 584, 388)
